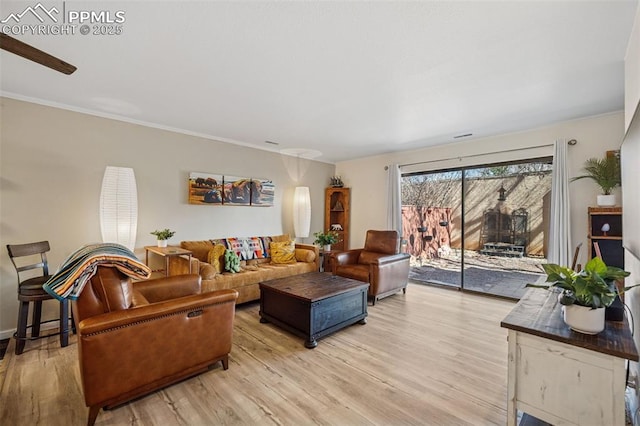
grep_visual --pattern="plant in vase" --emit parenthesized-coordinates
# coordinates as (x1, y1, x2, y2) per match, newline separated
(150, 228, 175, 248)
(571, 155, 621, 206)
(313, 231, 340, 252)
(527, 257, 636, 334)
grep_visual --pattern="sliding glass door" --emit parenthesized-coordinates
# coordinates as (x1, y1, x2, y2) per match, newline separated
(401, 158, 551, 299)
(402, 170, 462, 288)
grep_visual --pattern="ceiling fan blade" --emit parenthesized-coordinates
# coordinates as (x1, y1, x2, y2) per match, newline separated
(0, 33, 76, 75)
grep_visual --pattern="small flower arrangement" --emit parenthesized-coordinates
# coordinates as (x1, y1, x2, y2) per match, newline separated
(313, 231, 340, 246)
(150, 229, 176, 241)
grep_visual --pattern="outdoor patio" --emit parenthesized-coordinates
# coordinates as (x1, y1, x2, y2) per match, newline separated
(408, 250, 546, 299)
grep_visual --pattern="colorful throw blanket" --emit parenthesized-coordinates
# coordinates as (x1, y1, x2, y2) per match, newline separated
(43, 243, 151, 301)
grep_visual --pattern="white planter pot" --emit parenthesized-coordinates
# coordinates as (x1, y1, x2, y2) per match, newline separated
(596, 194, 616, 206)
(157, 239, 168, 248)
(323, 244, 331, 252)
(563, 304, 605, 334)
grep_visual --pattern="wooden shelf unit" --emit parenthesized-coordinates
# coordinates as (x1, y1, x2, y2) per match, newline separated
(588, 206, 623, 269)
(324, 187, 350, 251)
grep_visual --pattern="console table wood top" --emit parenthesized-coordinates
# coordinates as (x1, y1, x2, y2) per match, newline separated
(501, 288, 638, 361)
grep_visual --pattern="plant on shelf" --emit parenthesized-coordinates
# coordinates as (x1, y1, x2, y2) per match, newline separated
(313, 231, 340, 250)
(527, 257, 636, 334)
(150, 228, 176, 247)
(571, 155, 621, 206)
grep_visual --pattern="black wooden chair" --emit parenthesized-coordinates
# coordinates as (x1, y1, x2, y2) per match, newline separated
(6, 241, 70, 355)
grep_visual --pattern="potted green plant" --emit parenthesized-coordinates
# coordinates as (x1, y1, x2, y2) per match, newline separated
(571, 155, 621, 206)
(150, 228, 175, 248)
(313, 231, 340, 251)
(528, 257, 635, 334)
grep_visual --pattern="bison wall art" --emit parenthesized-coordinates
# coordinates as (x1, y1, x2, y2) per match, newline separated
(188, 172, 274, 207)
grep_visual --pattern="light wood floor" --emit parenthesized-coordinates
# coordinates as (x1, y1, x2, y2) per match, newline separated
(0, 283, 515, 425)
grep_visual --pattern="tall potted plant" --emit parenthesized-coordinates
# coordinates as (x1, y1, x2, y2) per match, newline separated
(571, 155, 621, 206)
(528, 257, 634, 334)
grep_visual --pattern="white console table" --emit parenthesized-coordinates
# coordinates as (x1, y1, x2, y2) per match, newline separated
(501, 289, 638, 425)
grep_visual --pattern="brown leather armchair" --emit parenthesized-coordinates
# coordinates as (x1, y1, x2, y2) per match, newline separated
(72, 267, 238, 426)
(332, 230, 410, 305)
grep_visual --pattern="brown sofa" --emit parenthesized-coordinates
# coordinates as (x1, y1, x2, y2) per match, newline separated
(332, 230, 410, 305)
(169, 235, 320, 304)
(72, 267, 238, 426)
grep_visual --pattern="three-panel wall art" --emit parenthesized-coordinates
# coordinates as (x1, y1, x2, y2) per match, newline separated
(188, 172, 274, 207)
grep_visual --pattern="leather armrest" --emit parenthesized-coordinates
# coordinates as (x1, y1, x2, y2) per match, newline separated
(333, 250, 362, 266)
(371, 253, 410, 266)
(78, 289, 238, 335)
(133, 274, 202, 303)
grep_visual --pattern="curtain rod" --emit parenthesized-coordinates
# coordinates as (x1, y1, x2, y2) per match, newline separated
(392, 139, 576, 169)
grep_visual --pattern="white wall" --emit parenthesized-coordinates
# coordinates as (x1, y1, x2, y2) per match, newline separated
(624, 3, 640, 409)
(336, 111, 625, 261)
(0, 97, 334, 338)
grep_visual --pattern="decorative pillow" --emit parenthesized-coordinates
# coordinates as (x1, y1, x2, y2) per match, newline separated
(223, 237, 244, 259)
(224, 249, 241, 273)
(207, 244, 227, 273)
(270, 241, 296, 264)
(245, 236, 267, 259)
(260, 236, 273, 258)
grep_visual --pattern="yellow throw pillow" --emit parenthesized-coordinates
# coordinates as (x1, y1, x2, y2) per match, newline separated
(270, 241, 296, 264)
(207, 244, 227, 273)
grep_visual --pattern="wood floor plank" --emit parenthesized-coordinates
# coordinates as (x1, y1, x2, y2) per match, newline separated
(0, 283, 515, 425)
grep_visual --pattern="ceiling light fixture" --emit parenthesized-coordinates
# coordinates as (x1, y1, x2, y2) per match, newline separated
(265, 140, 279, 145)
(453, 133, 473, 139)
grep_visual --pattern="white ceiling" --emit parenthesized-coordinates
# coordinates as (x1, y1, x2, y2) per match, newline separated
(1, 1, 638, 163)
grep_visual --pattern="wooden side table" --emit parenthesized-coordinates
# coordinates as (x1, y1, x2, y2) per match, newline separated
(319, 249, 340, 272)
(144, 246, 192, 277)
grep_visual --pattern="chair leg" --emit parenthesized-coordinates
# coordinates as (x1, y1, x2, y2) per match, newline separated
(32, 300, 43, 337)
(402, 287, 406, 294)
(71, 308, 77, 334)
(87, 405, 101, 426)
(15, 300, 29, 355)
(222, 355, 229, 370)
(59, 299, 69, 348)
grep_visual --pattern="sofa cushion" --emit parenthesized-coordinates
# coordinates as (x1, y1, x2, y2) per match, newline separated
(271, 234, 291, 243)
(181, 240, 214, 262)
(207, 244, 227, 273)
(270, 241, 296, 264)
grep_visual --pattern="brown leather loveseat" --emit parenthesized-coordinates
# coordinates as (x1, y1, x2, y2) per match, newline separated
(332, 230, 410, 304)
(72, 267, 238, 426)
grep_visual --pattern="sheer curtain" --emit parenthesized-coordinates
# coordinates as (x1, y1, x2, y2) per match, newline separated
(548, 139, 572, 266)
(386, 164, 402, 236)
